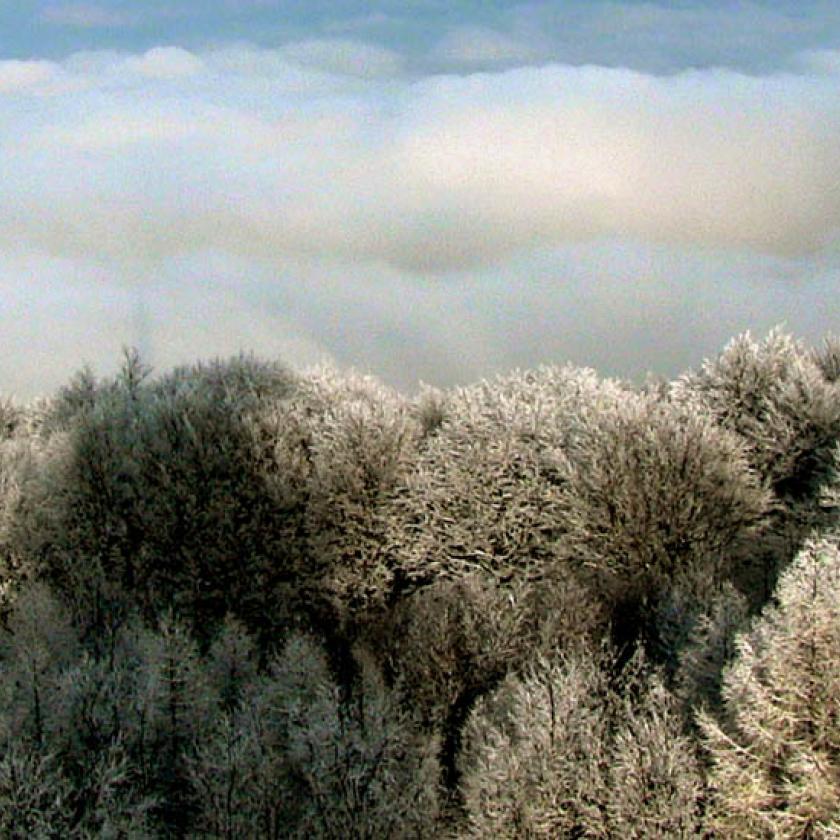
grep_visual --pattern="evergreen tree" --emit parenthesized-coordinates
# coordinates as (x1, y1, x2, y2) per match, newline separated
(700, 536, 840, 838)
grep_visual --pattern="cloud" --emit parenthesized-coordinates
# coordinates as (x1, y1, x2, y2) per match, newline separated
(278, 38, 403, 78)
(430, 26, 546, 67)
(122, 46, 205, 78)
(504, 1, 840, 73)
(795, 48, 840, 75)
(0, 41, 838, 401)
(1, 11, 838, 401)
(2, 243, 836, 401)
(0, 60, 57, 93)
(1, 46, 838, 274)
(41, 3, 138, 28)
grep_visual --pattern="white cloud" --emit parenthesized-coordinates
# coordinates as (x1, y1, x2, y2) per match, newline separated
(0, 60, 57, 93)
(2, 49, 838, 273)
(794, 49, 840, 75)
(0, 43, 839, 400)
(2, 243, 836, 401)
(122, 47, 206, 79)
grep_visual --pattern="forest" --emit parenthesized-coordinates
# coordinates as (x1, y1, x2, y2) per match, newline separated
(0, 328, 838, 838)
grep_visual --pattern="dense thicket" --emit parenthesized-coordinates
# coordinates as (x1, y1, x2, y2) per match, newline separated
(0, 329, 837, 836)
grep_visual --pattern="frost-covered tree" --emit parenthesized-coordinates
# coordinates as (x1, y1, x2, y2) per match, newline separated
(0, 440, 37, 610)
(386, 364, 629, 588)
(672, 582, 749, 713)
(5, 351, 298, 638)
(273, 635, 439, 838)
(381, 364, 768, 796)
(376, 570, 602, 798)
(674, 330, 840, 601)
(0, 743, 75, 837)
(132, 612, 216, 832)
(0, 396, 22, 441)
(387, 365, 769, 638)
(458, 647, 705, 838)
(814, 334, 840, 384)
(700, 536, 840, 838)
(205, 615, 260, 713)
(251, 365, 417, 629)
(0, 582, 80, 748)
(190, 632, 440, 838)
(0, 584, 156, 834)
(674, 329, 840, 497)
(558, 392, 771, 611)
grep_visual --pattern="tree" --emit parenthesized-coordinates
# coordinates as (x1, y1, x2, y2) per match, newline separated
(0, 742, 75, 838)
(556, 392, 771, 648)
(558, 391, 771, 591)
(0, 584, 156, 834)
(0, 582, 80, 748)
(700, 536, 840, 838)
(375, 571, 601, 799)
(386, 364, 629, 588)
(253, 365, 418, 625)
(674, 329, 840, 497)
(458, 646, 705, 838)
(5, 352, 299, 640)
(133, 612, 216, 833)
(814, 334, 840, 384)
(674, 329, 840, 601)
(190, 632, 440, 838)
(672, 582, 749, 713)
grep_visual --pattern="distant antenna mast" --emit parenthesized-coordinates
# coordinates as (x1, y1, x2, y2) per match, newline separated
(132, 283, 152, 364)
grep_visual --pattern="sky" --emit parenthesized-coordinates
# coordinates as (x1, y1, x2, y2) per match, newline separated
(1, 1, 839, 399)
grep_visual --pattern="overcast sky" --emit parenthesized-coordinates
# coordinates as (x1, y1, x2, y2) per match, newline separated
(1, 1, 838, 398)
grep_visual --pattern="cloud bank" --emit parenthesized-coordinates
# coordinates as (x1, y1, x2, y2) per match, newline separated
(1, 45, 839, 275)
(1, 38, 839, 399)
(2, 241, 835, 401)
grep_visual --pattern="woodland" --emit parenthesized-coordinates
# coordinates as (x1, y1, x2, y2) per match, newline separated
(0, 328, 838, 837)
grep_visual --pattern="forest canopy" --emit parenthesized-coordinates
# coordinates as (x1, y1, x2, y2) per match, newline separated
(0, 329, 838, 837)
